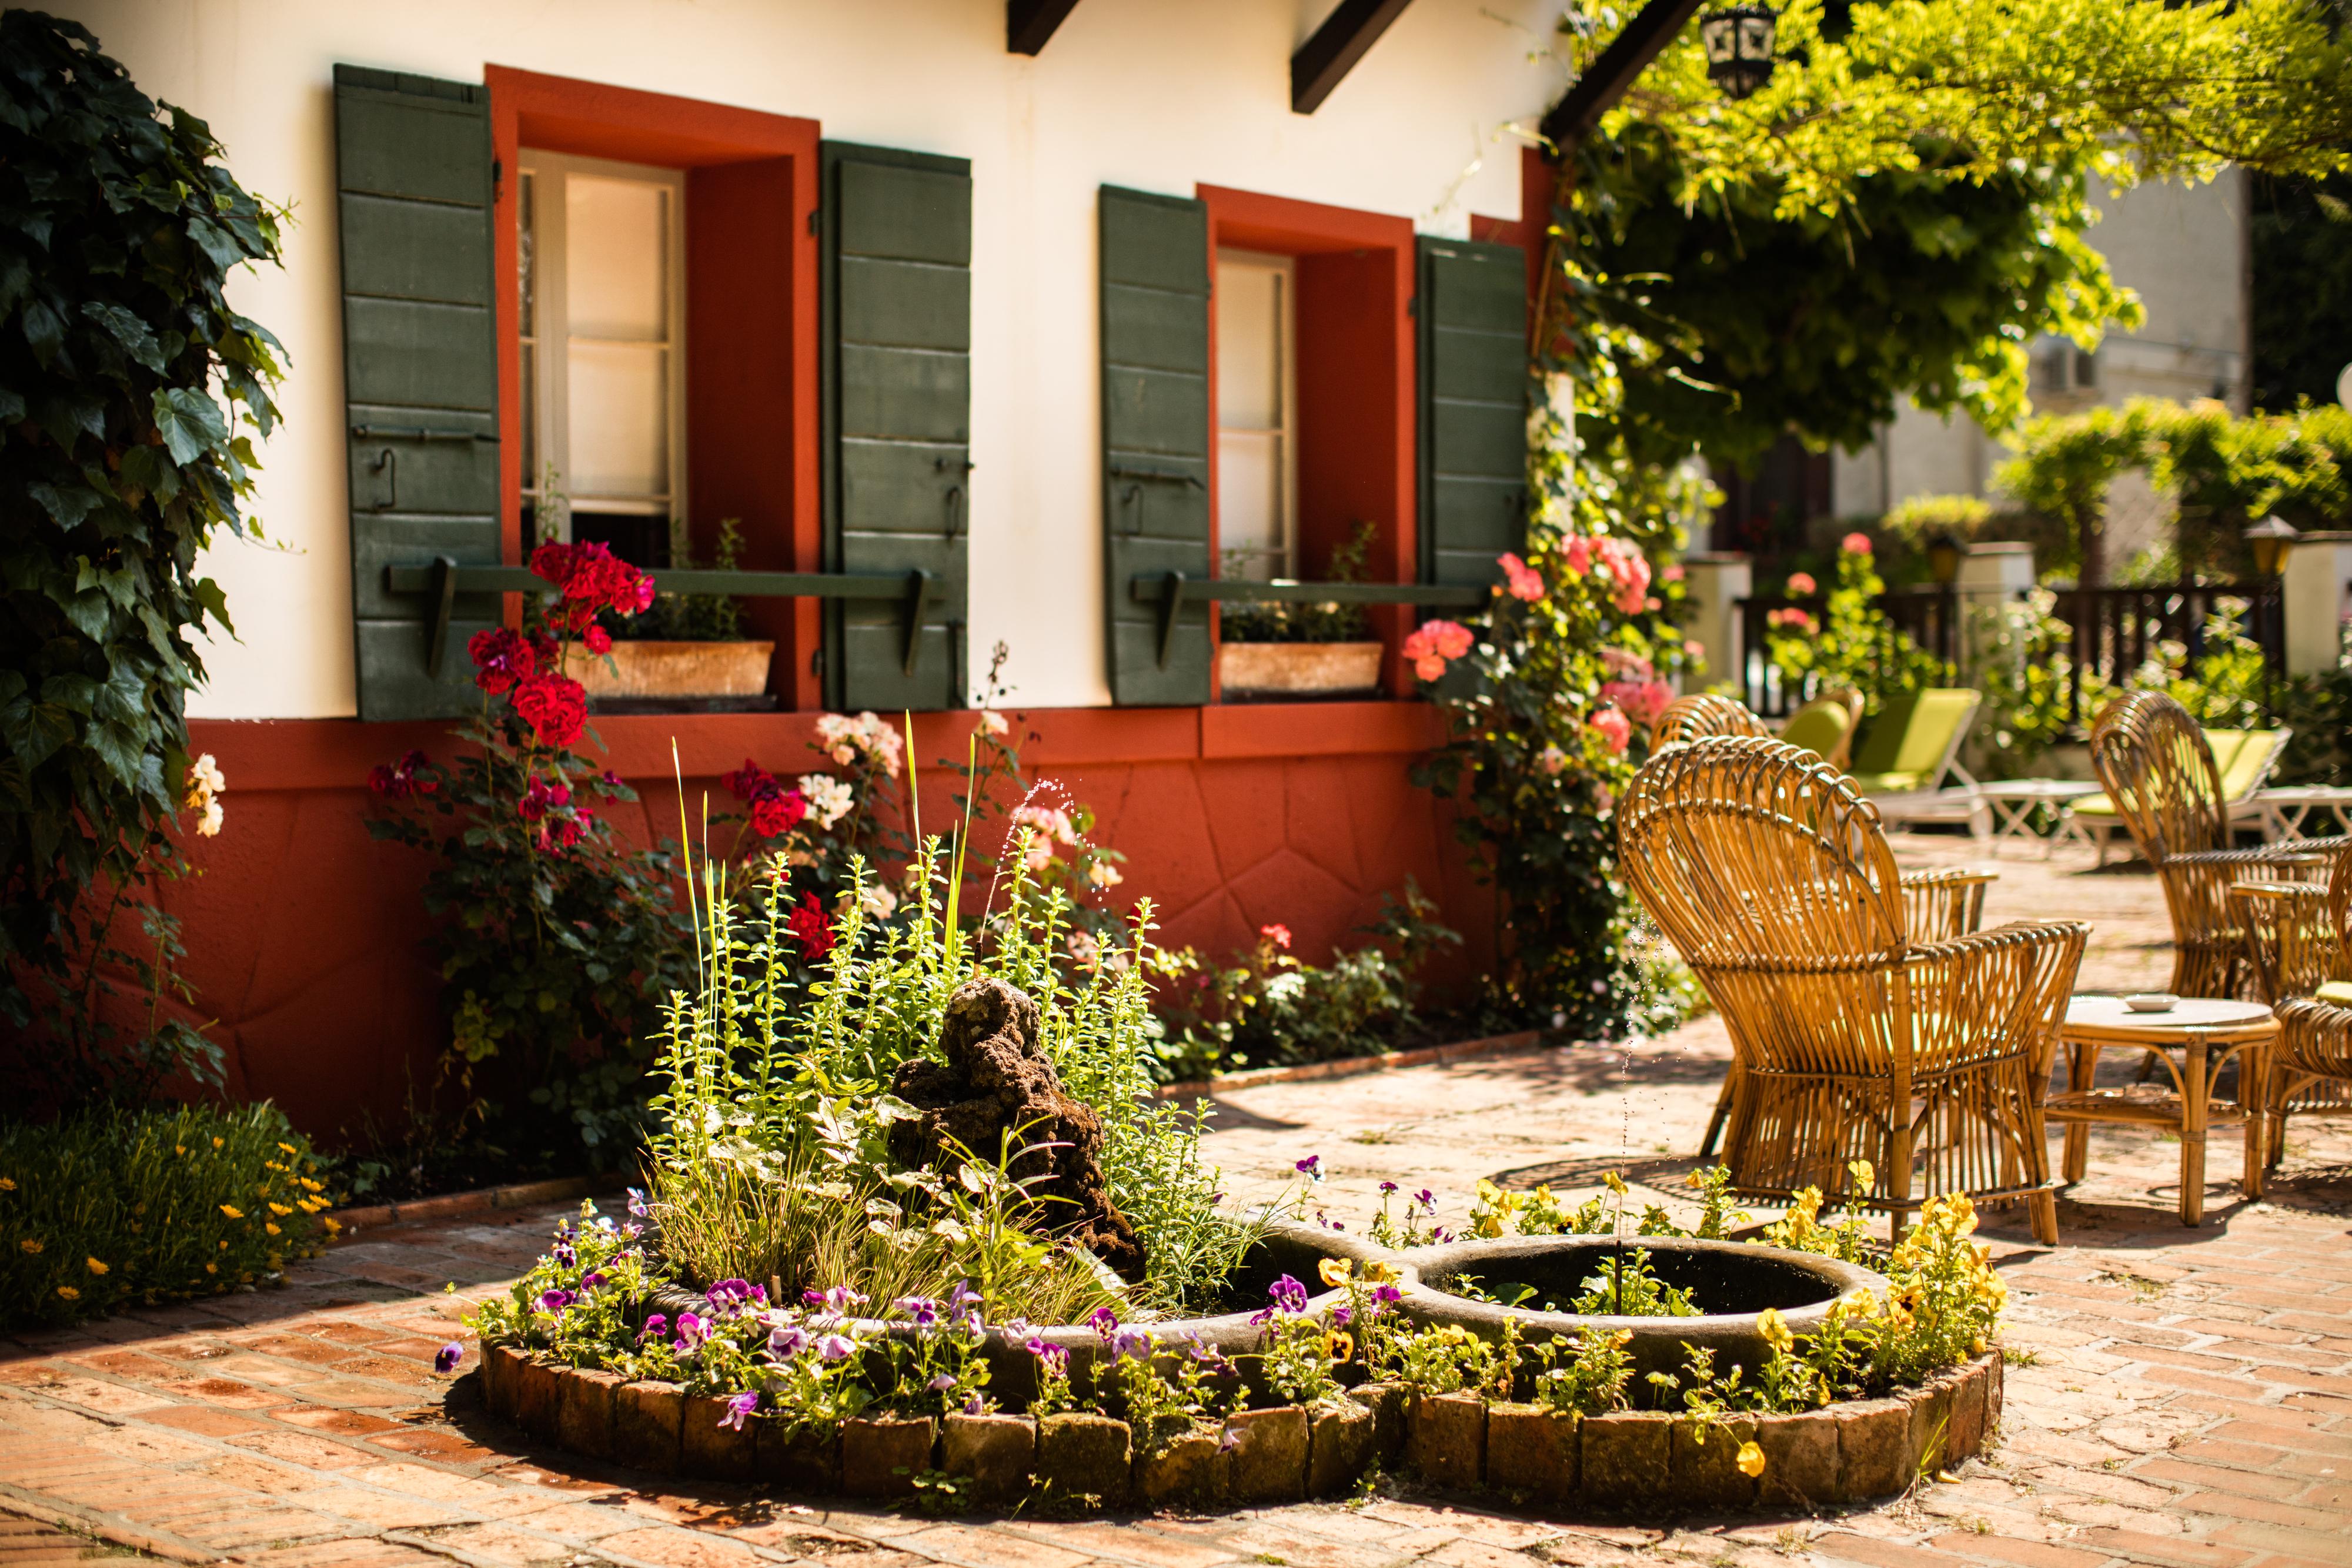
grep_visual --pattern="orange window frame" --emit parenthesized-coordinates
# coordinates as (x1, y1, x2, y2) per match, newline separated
(486, 66, 824, 708)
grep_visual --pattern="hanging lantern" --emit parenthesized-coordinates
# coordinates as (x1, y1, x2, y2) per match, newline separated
(2244, 516, 2298, 578)
(1699, 4, 1779, 99)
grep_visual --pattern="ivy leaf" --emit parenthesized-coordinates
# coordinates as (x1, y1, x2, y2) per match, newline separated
(85, 720, 145, 790)
(82, 300, 165, 370)
(18, 296, 64, 365)
(151, 387, 227, 465)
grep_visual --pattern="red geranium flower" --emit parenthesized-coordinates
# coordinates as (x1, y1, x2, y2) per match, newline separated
(368, 749, 436, 798)
(467, 627, 536, 694)
(512, 673, 587, 748)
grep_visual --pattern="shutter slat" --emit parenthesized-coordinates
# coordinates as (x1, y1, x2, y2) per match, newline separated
(822, 142, 973, 711)
(1416, 236, 1528, 591)
(335, 64, 500, 721)
(1100, 186, 1212, 707)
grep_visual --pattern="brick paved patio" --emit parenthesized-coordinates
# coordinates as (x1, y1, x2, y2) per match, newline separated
(4, 844, 2347, 1567)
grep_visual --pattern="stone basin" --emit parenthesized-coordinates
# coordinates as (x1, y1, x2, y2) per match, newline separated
(1396, 1235, 1887, 1396)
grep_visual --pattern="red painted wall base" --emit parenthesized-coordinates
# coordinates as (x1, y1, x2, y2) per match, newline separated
(138, 704, 1488, 1141)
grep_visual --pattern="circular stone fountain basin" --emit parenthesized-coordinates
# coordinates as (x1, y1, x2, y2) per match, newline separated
(1398, 1235, 1887, 1393)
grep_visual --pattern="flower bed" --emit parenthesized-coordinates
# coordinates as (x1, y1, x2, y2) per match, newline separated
(478, 1338, 1997, 1511)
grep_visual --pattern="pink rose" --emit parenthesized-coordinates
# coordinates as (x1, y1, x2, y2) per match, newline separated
(1589, 706, 1633, 754)
(1498, 553, 1545, 603)
(1562, 536, 1593, 577)
(1842, 532, 1873, 555)
(1661, 563, 1685, 583)
(1785, 572, 1817, 597)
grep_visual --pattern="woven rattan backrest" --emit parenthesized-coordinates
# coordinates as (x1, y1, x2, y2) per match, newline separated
(1619, 735, 1909, 969)
(2333, 845, 2352, 972)
(2087, 691, 2229, 862)
(1649, 693, 1771, 750)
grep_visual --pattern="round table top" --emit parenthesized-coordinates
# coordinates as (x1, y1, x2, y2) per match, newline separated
(1979, 779, 2104, 800)
(2063, 994, 2277, 1040)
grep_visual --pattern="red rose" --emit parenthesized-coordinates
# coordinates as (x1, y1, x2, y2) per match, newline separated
(512, 673, 587, 748)
(584, 625, 613, 655)
(786, 892, 835, 959)
(751, 787, 809, 839)
(722, 758, 775, 800)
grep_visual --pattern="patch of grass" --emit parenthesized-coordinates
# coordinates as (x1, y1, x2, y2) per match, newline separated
(2096, 1266, 2166, 1300)
(2001, 1345, 2042, 1368)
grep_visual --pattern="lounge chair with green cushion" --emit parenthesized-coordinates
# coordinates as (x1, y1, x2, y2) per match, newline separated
(1845, 688, 1989, 838)
(2064, 726, 2291, 867)
(1778, 688, 1863, 770)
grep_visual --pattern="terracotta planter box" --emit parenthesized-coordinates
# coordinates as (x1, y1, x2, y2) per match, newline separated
(1218, 640, 1382, 700)
(573, 639, 773, 700)
(1224, 1406, 1308, 1503)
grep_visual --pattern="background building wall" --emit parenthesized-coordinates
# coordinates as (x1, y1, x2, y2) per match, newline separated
(52, 0, 1563, 718)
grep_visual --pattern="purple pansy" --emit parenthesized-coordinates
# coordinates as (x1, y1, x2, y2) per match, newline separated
(719, 1391, 759, 1431)
(816, 1333, 857, 1363)
(626, 1187, 648, 1218)
(1268, 1275, 1308, 1314)
(1295, 1155, 1322, 1180)
(435, 1342, 463, 1373)
(535, 1288, 577, 1315)
(769, 1324, 810, 1358)
(928, 1373, 958, 1392)
(1087, 1306, 1120, 1339)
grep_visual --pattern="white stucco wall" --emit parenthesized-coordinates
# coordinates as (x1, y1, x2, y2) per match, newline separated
(53, 0, 1564, 718)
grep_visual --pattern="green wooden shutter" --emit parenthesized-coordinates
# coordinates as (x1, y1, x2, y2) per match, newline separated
(333, 65, 502, 721)
(1416, 236, 1528, 591)
(1100, 187, 1212, 707)
(821, 142, 972, 712)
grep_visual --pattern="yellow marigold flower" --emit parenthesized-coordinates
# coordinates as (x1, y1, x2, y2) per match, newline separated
(265, 1223, 282, 1236)
(176, 1145, 187, 1155)
(218, 1239, 228, 1250)
(56, 1286, 79, 1301)
(278, 1142, 299, 1155)
(0, 1176, 14, 1191)
(324, 1217, 342, 1233)
(1318, 1258, 1353, 1288)
(219, 1204, 242, 1219)
(18, 1238, 41, 1255)
(300, 1178, 323, 1193)
(85, 1257, 107, 1276)
(211, 1137, 223, 1148)
(1735, 1441, 1766, 1477)
(205, 1263, 218, 1275)
(268, 1203, 292, 1217)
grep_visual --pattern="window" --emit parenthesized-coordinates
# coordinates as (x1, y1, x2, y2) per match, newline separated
(2029, 335, 2099, 403)
(517, 151, 686, 565)
(1216, 248, 1297, 579)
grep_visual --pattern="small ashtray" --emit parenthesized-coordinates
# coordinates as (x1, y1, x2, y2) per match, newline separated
(2123, 993, 2180, 1014)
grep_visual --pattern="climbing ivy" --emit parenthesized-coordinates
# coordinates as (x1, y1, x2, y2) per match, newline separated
(0, 12, 285, 1099)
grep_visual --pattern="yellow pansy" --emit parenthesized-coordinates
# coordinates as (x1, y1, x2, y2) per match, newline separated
(1325, 1330, 1355, 1361)
(1603, 1171, 1628, 1196)
(1361, 1260, 1398, 1284)
(1756, 1306, 1792, 1351)
(1735, 1442, 1766, 1477)
(1847, 1159, 1875, 1191)
(1318, 1258, 1353, 1287)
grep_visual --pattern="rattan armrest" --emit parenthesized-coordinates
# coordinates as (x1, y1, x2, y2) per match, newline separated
(2232, 881, 2351, 1004)
(1905, 918, 2091, 968)
(2167, 837, 2350, 874)
(1899, 867, 1997, 941)
(1900, 920, 2089, 1072)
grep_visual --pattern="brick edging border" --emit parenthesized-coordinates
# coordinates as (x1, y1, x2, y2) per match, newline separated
(1155, 1030, 1548, 1101)
(330, 1175, 611, 1234)
(478, 1343, 1999, 1513)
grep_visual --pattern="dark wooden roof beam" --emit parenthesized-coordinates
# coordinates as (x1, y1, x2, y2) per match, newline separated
(1291, 0, 1416, 115)
(1538, 0, 1705, 152)
(1009, 0, 1083, 56)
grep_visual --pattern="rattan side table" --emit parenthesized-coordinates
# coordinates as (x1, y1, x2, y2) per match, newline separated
(2046, 994, 2276, 1226)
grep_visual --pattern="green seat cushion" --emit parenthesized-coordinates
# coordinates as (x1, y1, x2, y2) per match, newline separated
(2317, 981, 2352, 1006)
(1849, 689, 1979, 787)
(1849, 770, 1927, 794)
(1780, 701, 1855, 761)
(2204, 728, 2284, 801)
(2072, 793, 2116, 818)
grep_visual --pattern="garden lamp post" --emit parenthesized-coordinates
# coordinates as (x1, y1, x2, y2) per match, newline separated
(2246, 516, 2297, 577)
(1926, 533, 1963, 587)
(1699, 4, 1778, 98)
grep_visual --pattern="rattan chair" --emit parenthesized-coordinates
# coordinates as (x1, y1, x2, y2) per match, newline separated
(1650, 693, 1772, 749)
(1648, 693, 1999, 1156)
(2087, 691, 2347, 998)
(1619, 737, 2083, 1243)
(2232, 847, 2352, 1169)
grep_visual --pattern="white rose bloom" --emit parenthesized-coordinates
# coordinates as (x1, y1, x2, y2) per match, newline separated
(1087, 860, 1122, 889)
(800, 774, 856, 830)
(859, 882, 898, 921)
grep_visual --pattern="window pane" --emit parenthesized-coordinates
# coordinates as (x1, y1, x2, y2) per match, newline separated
(1216, 260, 1281, 430)
(517, 170, 536, 339)
(569, 342, 668, 500)
(520, 346, 537, 489)
(1218, 429, 1282, 573)
(566, 176, 667, 342)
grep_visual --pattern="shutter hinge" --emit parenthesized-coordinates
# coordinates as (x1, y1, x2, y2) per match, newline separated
(1406, 295, 1417, 317)
(807, 207, 821, 236)
(492, 158, 503, 200)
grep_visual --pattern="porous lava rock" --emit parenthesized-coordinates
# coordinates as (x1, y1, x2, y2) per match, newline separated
(887, 975, 1148, 1281)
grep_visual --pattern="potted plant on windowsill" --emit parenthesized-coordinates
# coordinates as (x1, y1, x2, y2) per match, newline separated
(1217, 523, 1386, 703)
(573, 519, 776, 709)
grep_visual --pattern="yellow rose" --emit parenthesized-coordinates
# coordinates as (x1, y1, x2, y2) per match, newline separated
(1736, 1442, 1766, 1477)
(1318, 1258, 1353, 1287)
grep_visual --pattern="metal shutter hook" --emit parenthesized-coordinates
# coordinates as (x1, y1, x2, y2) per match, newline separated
(370, 447, 397, 511)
